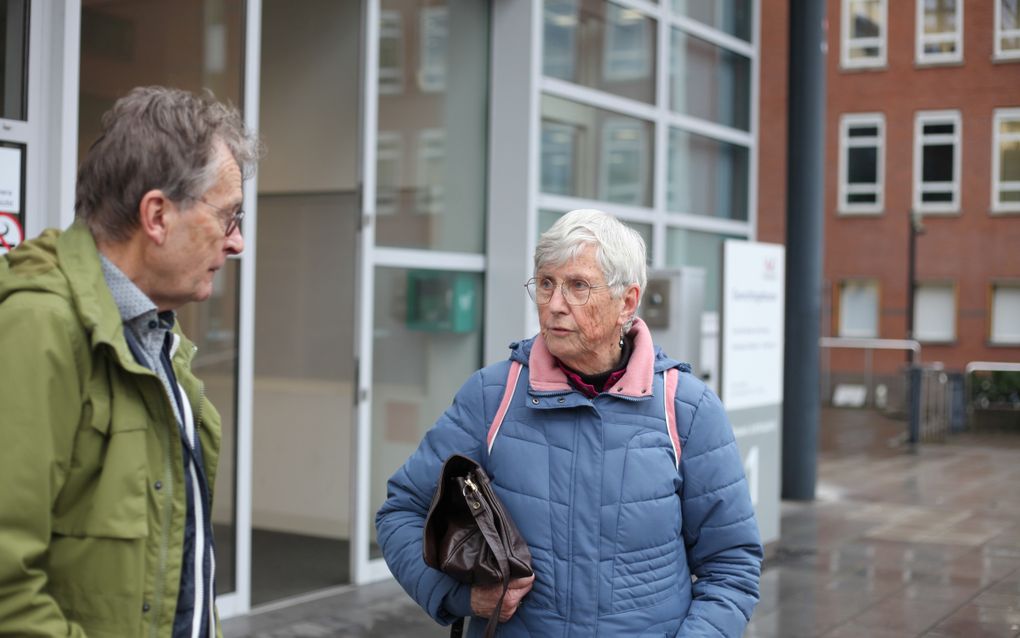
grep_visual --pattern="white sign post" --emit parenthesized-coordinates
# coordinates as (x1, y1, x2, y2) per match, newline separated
(721, 240, 785, 545)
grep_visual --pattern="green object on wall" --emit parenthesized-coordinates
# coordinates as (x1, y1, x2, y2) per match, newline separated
(406, 270, 478, 333)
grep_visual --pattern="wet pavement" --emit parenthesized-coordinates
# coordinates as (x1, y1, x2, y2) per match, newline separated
(223, 408, 1020, 637)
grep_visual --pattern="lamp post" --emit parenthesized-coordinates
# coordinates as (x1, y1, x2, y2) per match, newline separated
(906, 210, 924, 364)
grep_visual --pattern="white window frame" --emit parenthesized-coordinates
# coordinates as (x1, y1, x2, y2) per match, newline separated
(913, 110, 961, 214)
(913, 281, 956, 343)
(838, 113, 884, 215)
(915, 0, 963, 65)
(838, 279, 880, 338)
(841, 0, 888, 69)
(992, 108, 1020, 213)
(990, 282, 1020, 344)
(995, 0, 1020, 60)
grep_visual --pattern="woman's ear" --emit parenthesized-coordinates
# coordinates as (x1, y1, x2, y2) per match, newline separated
(619, 284, 640, 326)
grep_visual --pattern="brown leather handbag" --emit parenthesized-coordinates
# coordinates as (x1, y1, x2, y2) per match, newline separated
(423, 454, 534, 638)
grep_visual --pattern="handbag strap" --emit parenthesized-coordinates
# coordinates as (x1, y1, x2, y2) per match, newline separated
(461, 473, 514, 638)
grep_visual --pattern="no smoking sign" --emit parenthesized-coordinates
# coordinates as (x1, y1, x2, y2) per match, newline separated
(0, 213, 23, 255)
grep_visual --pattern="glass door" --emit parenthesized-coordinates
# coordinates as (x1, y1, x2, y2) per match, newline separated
(76, 0, 256, 615)
(352, 0, 491, 584)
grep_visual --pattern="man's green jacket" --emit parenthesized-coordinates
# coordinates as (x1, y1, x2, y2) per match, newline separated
(0, 222, 222, 637)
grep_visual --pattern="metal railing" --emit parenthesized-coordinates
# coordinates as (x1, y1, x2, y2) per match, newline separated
(964, 361, 1020, 429)
(819, 337, 922, 410)
(909, 364, 954, 443)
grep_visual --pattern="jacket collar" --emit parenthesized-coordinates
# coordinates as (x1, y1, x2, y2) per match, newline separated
(521, 317, 661, 398)
(55, 221, 172, 372)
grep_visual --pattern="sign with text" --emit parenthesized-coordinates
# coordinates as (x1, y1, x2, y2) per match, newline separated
(721, 240, 785, 545)
(0, 145, 23, 215)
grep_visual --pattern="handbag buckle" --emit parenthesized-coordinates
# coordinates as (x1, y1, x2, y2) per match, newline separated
(462, 476, 481, 509)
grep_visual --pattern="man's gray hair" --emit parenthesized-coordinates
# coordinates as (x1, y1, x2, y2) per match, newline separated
(75, 86, 262, 242)
(534, 209, 647, 328)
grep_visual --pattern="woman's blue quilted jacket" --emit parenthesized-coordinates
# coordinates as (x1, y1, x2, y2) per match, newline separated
(376, 326, 762, 637)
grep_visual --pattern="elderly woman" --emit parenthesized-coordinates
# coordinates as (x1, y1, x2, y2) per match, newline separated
(376, 209, 762, 636)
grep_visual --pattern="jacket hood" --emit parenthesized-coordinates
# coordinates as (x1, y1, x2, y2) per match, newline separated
(508, 317, 690, 378)
(0, 221, 153, 363)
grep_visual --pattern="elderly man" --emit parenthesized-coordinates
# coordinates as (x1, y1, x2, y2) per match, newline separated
(0, 87, 260, 637)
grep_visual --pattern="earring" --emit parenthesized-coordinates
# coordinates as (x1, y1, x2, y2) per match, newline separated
(619, 330, 625, 349)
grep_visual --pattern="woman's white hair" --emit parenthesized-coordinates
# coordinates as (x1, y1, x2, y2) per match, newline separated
(534, 209, 646, 329)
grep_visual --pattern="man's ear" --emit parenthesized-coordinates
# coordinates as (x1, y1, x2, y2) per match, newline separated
(138, 189, 172, 245)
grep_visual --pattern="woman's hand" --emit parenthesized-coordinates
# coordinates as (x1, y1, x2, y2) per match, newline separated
(470, 575, 536, 622)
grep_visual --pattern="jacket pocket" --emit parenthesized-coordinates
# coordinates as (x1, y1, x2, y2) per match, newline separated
(52, 374, 149, 540)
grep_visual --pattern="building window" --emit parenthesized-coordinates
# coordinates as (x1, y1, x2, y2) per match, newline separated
(672, 0, 752, 42)
(996, 0, 1020, 60)
(379, 11, 404, 94)
(599, 117, 649, 205)
(841, 0, 887, 68)
(990, 283, 1020, 344)
(916, 0, 962, 64)
(418, 6, 447, 93)
(541, 120, 578, 196)
(668, 127, 749, 220)
(415, 129, 444, 214)
(913, 282, 956, 342)
(914, 110, 961, 214)
(838, 280, 880, 338)
(993, 108, 1020, 213)
(670, 28, 751, 132)
(376, 132, 403, 216)
(543, 0, 578, 80)
(838, 113, 884, 214)
(603, 4, 653, 82)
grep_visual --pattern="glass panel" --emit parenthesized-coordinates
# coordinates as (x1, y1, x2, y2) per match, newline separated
(0, 0, 27, 120)
(251, 0, 362, 602)
(838, 281, 879, 338)
(923, 123, 954, 135)
(670, 29, 750, 131)
(665, 228, 742, 313)
(923, 0, 957, 33)
(79, 0, 246, 597)
(922, 143, 954, 182)
(992, 286, 1020, 343)
(1001, 119, 1020, 134)
(668, 127, 749, 220)
(541, 94, 654, 206)
(376, 0, 489, 252)
(369, 267, 484, 559)
(176, 260, 240, 595)
(848, 192, 877, 203)
(1003, 0, 1020, 30)
(849, 0, 883, 38)
(1001, 140, 1020, 181)
(78, 1, 245, 159)
(847, 146, 877, 184)
(848, 126, 878, 137)
(672, 0, 751, 42)
(921, 190, 953, 202)
(913, 284, 955, 342)
(543, 0, 656, 104)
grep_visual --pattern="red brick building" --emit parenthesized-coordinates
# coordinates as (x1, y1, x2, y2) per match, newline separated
(760, 1, 1020, 380)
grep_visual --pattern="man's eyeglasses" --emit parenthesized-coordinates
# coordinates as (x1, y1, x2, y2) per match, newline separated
(525, 277, 608, 306)
(195, 198, 245, 236)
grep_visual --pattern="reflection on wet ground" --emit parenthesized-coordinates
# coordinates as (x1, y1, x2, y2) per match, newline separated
(224, 408, 1020, 637)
